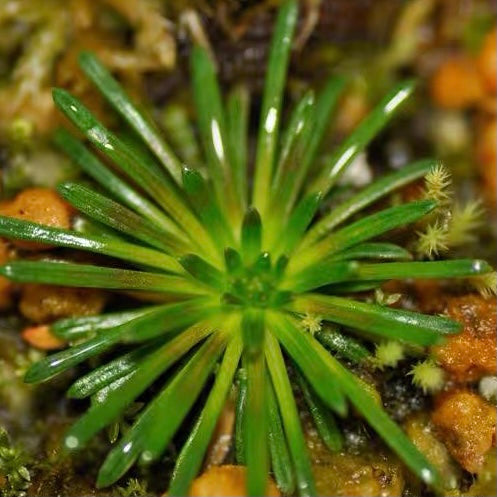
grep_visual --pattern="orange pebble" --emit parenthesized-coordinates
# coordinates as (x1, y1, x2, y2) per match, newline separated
(22, 325, 65, 350)
(430, 57, 483, 109)
(189, 465, 280, 497)
(0, 188, 72, 250)
(477, 28, 497, 94)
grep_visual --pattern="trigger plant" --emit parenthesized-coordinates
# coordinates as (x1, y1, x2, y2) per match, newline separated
(0, 1, 494, 495)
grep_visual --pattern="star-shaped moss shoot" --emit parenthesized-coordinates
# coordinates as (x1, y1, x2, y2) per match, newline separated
(0, 1, 493, 495)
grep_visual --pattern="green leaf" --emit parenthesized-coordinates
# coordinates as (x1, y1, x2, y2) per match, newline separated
(303, 159, 436, 247)
(169, 335, 242, 496)
(25, 326, 124, 383)
(241, 308, 265, 358)
(0, 261, 210, 296)
(97, 331, 228, 488)
(315, 328, 371, 364)
(226, 85, 250, 210)
(191, 46, 241, 225)
(53, 89, 218, 264)
(53, 128, 181, 235)
(266, 372, 295, 495)
(273, 193, 322, 257)
(265, 332, 316, 497)
(291, 199, 436, 273)
(63, 320, 217, 452)
(58, 182, 188, 255)
(289, 294, 461, 346)
(268, 312, 347, 416)
(51, 305, 164, 340)
(252, 0, 298, 216)
(302, 335, 442, 488)
(78, 51, 183, 184)
(241, 208, 262, 264)
(67, 340, 160, 398)
(303, 76, 346, 173)
(296, 368, 343, 452)
(308, 80, 416, 195)
(179, 254, 226, 291)
(330, 243, 412, 262)
(224, 247, 243, 275)
(182, 167, 234, 248)
(269, 90, 315, 223)
(0, 216, 182, 273)
(283, 260, 359, 292)
(244, 345, 268, 497)
(235, 365, 247, 464)
(355, 259, 493, 280)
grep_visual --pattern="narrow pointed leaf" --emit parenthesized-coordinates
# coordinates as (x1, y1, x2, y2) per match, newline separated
(67, 341, 160, 398)
(330, 243, 412, 262)
(25, 326, 124, 383)
(64, 320, 217, 452)
(51, 305, 164, 340)
(266, 373, 295, 495)
(268, 312, 347, 416)
(58, 182, 188, 254)
(303, 76, 346, 172)
(265, 332, 316, 497)
(315, 328, 371, 364)
(304, 158, 437, 246)
(269, 90, 315, 223)
(244, 346, 268, 497)
(0, 216, 182, 273)
(274, 192, 322, 256)
(355, 259, 492, 281)
(179, 254, 226, 291)
(241, 308, 265, 358)
(241, 208, 262, 264)
(53, 128, 181, 235)
(296, 369, 343, 452)
(291, 200, 436, 273)
(0, 261, 209, 295)
(169, 335, 242, 496)
(283, 260, 359, 292)
(303, 336, 442, 488)
(224, 247, 243, 275)
(235, 365, 247, 464)
(289, 294, 461, 346)
(97, 331, 228, 488)
(182, 167, 234, 248)
(191, 46, 241, 223)
(53, 89, 217, 262)
(252, 0, 298, 215)
(309, 80, 416, 195)
(226, 85, 250, 209)
(79, 51, 183, 184)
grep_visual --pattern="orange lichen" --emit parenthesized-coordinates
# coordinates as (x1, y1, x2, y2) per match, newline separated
(22, 325, 65, 350)
(433, 294, 496, 382)
(430, 57, 484, 109)
(432, 390, 496, 473)
(188, 465, 280, 497)
(476, 28, 497, 94)
(0, 188, 73, 250)
(19, 284, 106, 323)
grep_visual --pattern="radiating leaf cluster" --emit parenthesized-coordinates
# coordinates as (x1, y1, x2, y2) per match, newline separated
(0, 1, 493, 495)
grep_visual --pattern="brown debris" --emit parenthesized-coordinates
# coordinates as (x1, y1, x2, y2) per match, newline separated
(432, 389, 496, 474)
(188, 465, 280, 497)
(20, 284, 106, 323)
(0, 240, 14, 310)
(22, 325, 65, 350)
(0, 188, 73, 250)
(432, 294, 497, 382)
